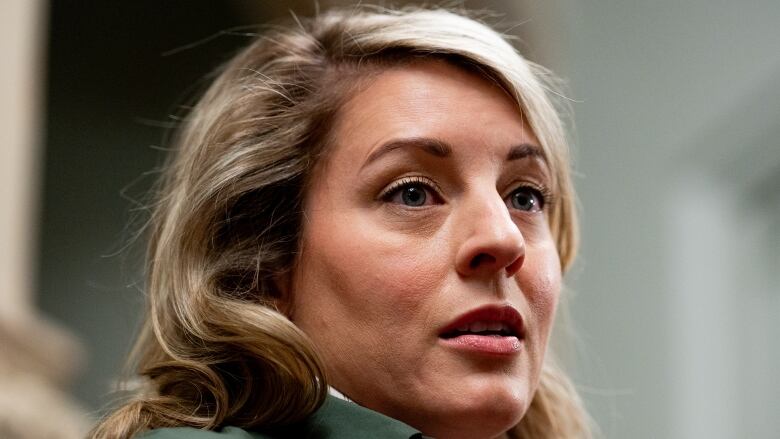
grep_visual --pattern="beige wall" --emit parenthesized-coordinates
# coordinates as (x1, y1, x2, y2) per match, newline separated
(0, 1, 87, 438)
(0, 0, 43, 319)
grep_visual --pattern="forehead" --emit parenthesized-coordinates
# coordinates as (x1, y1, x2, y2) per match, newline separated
(330, 60, 543, 165)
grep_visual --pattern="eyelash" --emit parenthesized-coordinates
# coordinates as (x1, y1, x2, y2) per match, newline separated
(378, 176, 555, 210)
(515, 182, 554, 211)
(378, 176, 441, 202)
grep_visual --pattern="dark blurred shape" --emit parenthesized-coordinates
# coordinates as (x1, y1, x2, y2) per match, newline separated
(38, 0, 298, 414)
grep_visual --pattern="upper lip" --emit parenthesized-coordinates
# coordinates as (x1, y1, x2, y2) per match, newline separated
(438, 304, 525, 339)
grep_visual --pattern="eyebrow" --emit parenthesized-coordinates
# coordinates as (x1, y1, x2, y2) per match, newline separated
(364, 137, 452, 166)
(362, 136, 545, 168)
(506, 143, 544, 161)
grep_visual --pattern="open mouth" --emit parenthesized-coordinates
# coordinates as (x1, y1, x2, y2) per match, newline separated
(437, 304, 525, 355)
(440, 321, 519, 339)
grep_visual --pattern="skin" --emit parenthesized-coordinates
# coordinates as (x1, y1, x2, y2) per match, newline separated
(287, 60, 562, 439)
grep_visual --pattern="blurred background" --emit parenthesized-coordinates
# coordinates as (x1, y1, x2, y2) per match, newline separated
(2, 0, 778, 438)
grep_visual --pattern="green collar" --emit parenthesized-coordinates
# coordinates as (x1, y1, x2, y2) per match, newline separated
(262, 395, 422, 439)
(139, 396, 423, 439)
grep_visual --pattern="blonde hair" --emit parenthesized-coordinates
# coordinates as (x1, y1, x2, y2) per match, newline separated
(91, 7, 590, 439)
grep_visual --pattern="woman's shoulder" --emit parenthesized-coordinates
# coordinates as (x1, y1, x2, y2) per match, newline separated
(136, 396, 421, 439)
(138, 426, 267, 439)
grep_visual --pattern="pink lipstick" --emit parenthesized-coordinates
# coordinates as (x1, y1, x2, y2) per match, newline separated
(438, 304, 525, 356)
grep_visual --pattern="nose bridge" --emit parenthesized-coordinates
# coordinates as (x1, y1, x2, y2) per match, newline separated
(469, 190, 516, 241)
(455, 187, 525, 277)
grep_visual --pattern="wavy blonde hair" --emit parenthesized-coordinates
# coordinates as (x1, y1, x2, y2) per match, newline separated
(91, 6, 591, 439)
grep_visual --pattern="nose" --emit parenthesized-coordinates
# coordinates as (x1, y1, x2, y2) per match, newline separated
(454, 192, 525, 278)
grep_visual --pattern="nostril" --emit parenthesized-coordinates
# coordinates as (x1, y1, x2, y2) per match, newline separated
(469, 253, 496, 269)
(505, 254, 524, 277)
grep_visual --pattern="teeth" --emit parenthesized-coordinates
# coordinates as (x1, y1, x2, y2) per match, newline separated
(487, 322, 503, 331)
(459, 321, 511, 334)
(470, 322, 487, 332)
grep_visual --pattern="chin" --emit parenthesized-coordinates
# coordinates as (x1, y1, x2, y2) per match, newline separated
(418, 381, 531, 439)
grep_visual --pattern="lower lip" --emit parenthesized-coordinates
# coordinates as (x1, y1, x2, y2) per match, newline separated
(439, 334, 523, 356)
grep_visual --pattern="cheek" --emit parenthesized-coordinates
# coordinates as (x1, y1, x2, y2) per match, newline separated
(295, 211, 446, 330)
(520, 244, 562, 334)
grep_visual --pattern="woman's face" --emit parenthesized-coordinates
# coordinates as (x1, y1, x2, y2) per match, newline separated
(288, 61, 562, 439)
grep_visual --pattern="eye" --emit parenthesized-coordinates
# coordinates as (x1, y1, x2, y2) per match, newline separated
(507, 186, 546, 212)
(398, 185, 427, 206)
(380, 176, 440, 207)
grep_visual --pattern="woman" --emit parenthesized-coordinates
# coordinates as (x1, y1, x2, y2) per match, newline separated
(92, 6, 591, 439)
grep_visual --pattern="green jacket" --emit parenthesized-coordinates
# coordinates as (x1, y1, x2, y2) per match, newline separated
(138, 396, 423, 439)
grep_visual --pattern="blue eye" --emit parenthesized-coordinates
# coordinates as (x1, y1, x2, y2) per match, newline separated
(507, 187, 545, 212)
(381, 177, 439, 207)
(399, 185, 427, 206)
